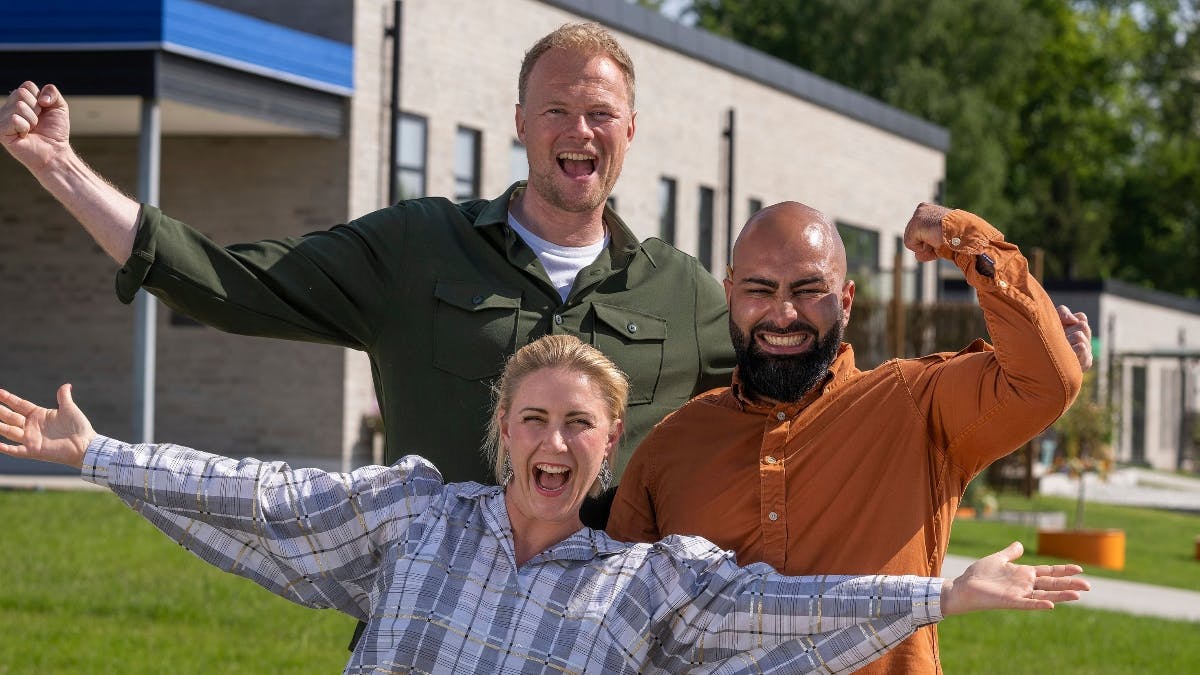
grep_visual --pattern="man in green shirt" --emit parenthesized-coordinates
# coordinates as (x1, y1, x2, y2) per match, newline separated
(0, 23, 734, 508)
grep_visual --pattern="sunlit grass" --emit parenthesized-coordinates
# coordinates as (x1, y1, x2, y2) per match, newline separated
(0, 490, 353, 674)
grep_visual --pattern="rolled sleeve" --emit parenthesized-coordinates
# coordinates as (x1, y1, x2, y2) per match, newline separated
(115, 204, 158, 304)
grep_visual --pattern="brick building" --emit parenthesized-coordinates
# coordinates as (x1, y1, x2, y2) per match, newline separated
(0, 0, 947, 469)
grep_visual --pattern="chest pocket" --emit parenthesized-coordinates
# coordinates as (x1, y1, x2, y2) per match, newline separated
(591, 303, 667, 405)
(433, 281, 521, 380)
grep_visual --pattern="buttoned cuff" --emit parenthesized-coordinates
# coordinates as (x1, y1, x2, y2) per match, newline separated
(81, 435, 126, 487)
(939, 209, 1027, 296)
(912, 576, 945, 627)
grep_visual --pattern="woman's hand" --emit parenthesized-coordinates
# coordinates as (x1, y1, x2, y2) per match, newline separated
(942, 541, 1090, 616)
(0, 384, 96, 468)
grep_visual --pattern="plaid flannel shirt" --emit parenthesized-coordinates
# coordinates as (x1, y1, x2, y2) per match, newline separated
(83, 436, 942, 674)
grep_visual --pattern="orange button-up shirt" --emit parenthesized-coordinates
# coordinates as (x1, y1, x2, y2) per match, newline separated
(607, 210, 1083, 674)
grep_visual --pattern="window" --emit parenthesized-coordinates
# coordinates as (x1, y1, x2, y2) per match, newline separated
(510, 140, 528, 182)
(454, 126, 482, 201)
(837, 221, 880, 296)
(396, 113, 427, 199)
(698, 186, 715, 271)
(658, 177, 677, 244)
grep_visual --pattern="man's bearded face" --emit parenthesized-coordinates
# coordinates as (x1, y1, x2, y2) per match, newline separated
(730, 312, 844, 404)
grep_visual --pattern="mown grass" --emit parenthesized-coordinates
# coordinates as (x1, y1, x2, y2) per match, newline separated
(947, 492, 1200, 591)
(2, 488, 1197, 673)
(0, 489, 353, 674)
(939, 606, 1200, 673)
(940, 491, 1200, 673)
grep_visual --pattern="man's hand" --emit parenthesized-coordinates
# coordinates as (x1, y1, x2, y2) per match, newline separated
(0, 384, 95, 468)
(941, 541, 1089, 616)
(1059, 305, 1093, 372)
(1, 82, 71, 171)
(903, 202, 952, 263)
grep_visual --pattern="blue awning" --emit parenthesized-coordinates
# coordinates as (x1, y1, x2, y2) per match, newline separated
(0, 0, 353, 95)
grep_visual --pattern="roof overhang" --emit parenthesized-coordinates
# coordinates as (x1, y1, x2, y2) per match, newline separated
(0, 0, 353, 137)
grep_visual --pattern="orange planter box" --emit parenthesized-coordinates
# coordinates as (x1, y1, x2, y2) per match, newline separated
(1037, 529, 1125, 570)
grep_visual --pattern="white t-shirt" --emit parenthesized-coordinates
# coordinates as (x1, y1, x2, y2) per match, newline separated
(508, 213, 608, 302)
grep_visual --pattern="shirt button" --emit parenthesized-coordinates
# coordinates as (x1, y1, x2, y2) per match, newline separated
(998, 280, 1009, 289)
(553, 314, 564, 325)
(776, 411, 787, 421)
(627, 322, 638, 333)
(950, 236, 962, 246)
(763, 456, 777, 465)
(768, 512, 779, 521)
(471, 294, 484, 305)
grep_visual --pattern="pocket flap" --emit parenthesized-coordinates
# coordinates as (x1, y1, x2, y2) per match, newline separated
(592, 303, 667, 342)
(434, 281, 522, 312)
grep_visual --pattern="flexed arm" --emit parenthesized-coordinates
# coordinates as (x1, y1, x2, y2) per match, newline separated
(2, 83, 140, 262)
(901, 203, 1085, 470)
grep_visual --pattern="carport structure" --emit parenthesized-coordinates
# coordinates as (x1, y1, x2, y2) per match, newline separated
(1, 0, 353, 442)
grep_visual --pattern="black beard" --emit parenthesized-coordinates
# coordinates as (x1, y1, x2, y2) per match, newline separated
(730, 316, 844, 404)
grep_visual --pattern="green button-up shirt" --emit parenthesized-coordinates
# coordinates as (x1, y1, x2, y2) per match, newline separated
(117, 182, 734, 483)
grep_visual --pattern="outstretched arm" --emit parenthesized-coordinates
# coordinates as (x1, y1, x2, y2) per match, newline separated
(0, 385, 95, 467)
(942, 541, 1089, 615)
(2, 83, 140, 262)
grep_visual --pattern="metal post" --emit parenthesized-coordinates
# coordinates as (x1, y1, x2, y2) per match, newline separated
(133, 97, 160, 443)
(891, 251, 905, 358)
(387, 1, 404, 205)
(723, 108, 735, 264)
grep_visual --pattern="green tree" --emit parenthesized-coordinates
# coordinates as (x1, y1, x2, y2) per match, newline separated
(687, 0, 1200, 294)
(1108, 1, 1200, 295)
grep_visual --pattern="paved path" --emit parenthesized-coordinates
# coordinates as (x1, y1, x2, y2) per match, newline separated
(943, 554, 1200, 623)
(1040, 467, 1200, 512)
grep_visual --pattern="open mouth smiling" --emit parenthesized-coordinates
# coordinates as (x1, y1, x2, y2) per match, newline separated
(557, 151, 596, 178)
(757, 331, 815, 353)
(534, 463, 571, 492)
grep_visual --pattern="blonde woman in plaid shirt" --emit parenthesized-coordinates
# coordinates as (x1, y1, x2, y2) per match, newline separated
(0, 335, 1087, 674)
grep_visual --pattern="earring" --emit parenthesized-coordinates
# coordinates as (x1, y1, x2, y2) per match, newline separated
(500, 453, 514, 486)
(597, 457, 613, 493)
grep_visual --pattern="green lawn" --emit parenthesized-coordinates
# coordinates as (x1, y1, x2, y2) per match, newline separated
(940, 491, 1200, 673)
(0, 490, 352, 674)
(948, 493, 1200, 591)
(2, 488, 1197, 673)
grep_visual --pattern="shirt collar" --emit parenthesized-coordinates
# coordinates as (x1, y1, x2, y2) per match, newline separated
(730, 342, 858, 413)
(472, 483, 631, 565)
(475, 182, 645, 267)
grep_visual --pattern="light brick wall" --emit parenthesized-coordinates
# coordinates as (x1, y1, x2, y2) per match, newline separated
(0, 135, 352, 466)
(393, 0, 943, 289)
(1, 0, 947, 472)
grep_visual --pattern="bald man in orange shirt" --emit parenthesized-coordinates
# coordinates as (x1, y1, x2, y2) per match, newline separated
(608, 202, 1086, 674)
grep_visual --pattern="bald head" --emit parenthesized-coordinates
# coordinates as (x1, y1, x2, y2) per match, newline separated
(730, 201, 847, 286)
(724, 201, 855, 404)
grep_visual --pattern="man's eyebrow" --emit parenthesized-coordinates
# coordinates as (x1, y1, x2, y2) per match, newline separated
(787, 276, 827, 290)
(738, 275, 826, 289)
(738, 276, 779, 288)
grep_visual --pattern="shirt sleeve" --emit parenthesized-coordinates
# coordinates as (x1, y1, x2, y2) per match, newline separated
(115, 203, 406, 350)
(692, 265, 736, 396)
(628, 537, 942, 673)
(606, 429, 664, 544)
(81, 435, 443, 621)
(904, 209, 1084, 476)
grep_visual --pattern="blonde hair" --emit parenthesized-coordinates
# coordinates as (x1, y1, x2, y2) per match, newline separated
(485, 334, 629, 497)
(518, 22, 636, 107)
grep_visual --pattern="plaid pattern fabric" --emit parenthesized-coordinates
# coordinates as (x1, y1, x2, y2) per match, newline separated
(83, 436, 942, 674)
